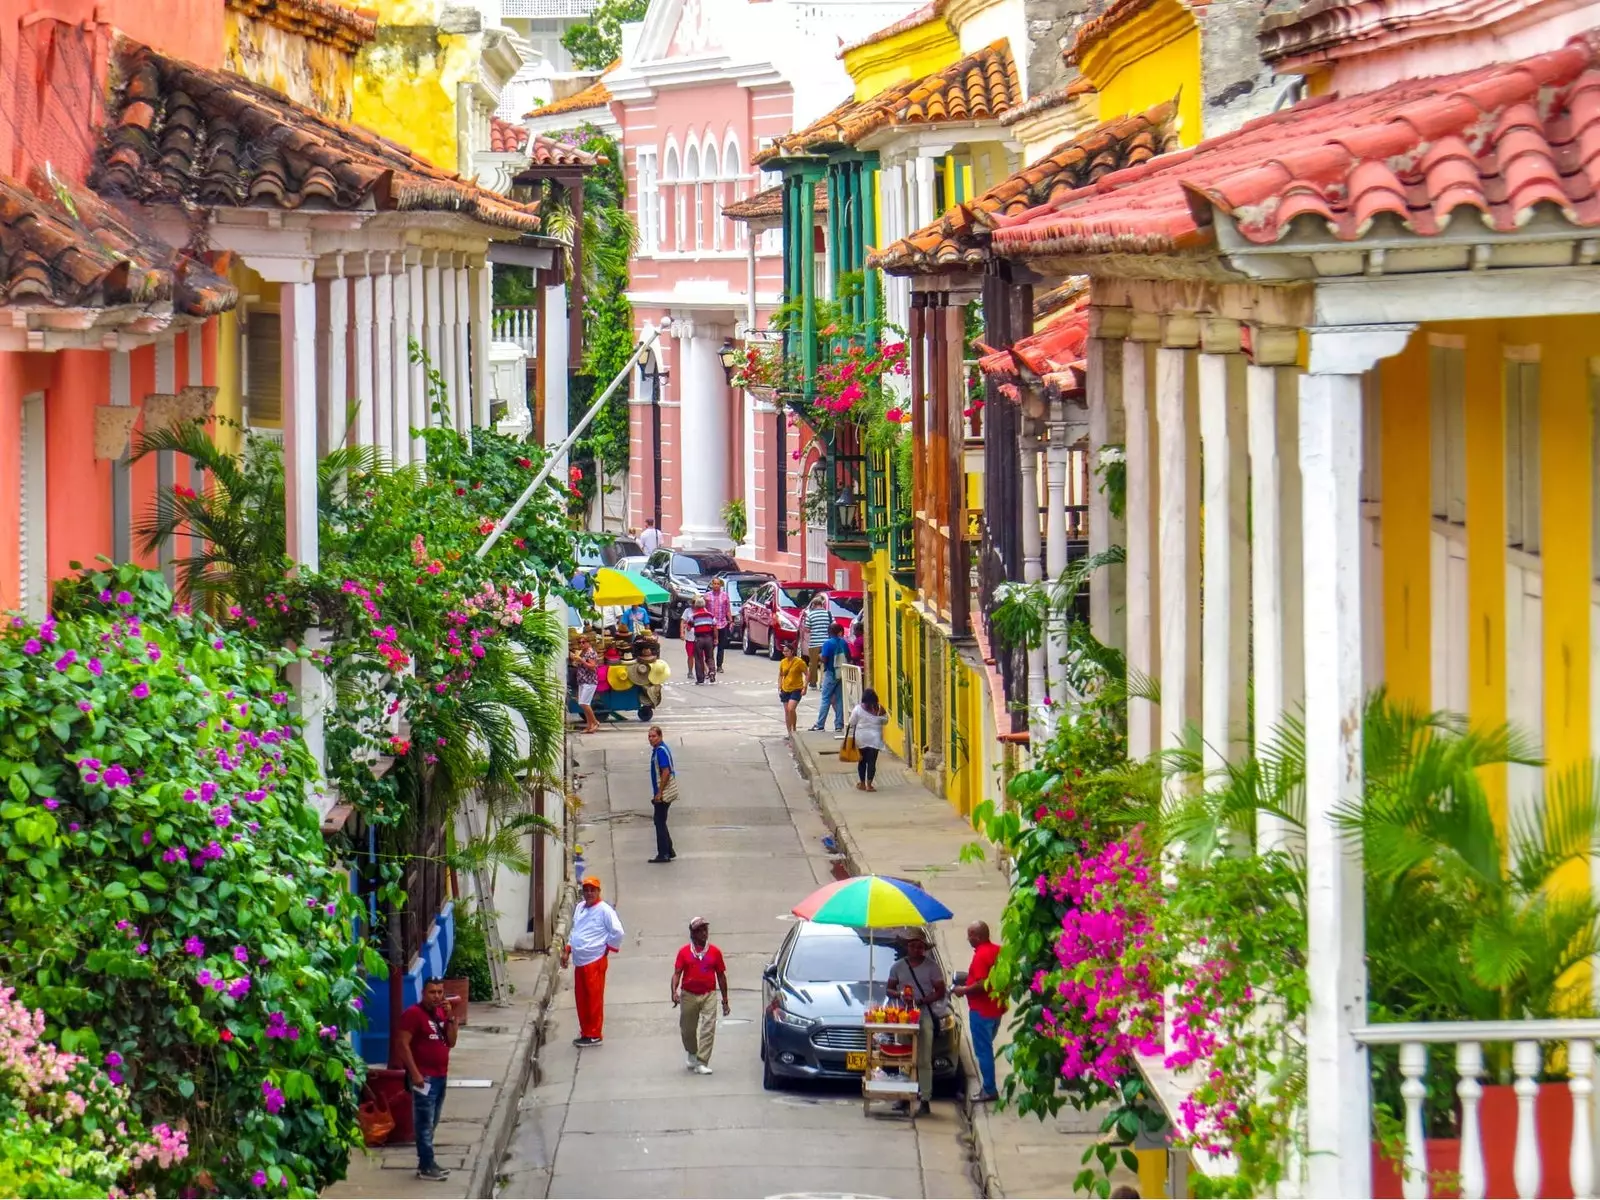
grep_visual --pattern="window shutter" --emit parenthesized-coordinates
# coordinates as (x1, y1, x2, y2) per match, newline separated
(246, 312, 283, 426)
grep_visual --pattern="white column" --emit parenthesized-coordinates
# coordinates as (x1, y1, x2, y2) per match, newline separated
(322, 261, 349, 451)
(543, 283, 570, 474)
(1087, 309, 1127, 652)
(1123, 334, 1157, 759)
(438, 254, 459, 432)
(281, 279, 319, 570)
(351, 258, 375, 448)
(1155, 332, 1199, 756)
(423, 253, 444, 427)
(675, 320, 732, 547)
(1299, 323, 1411, 1200)
(408, 254, 427, 457)
(741, 386, 757, 556)
(373, 256, 395, 462)
(1019, 428, 1046, 726)
(392, 264, 412, 468)
(453, 258, 472, 440)
(469, 257, 491, 432)
(1044, 413, 1069, 704)
(1197, 322, 1249, 772)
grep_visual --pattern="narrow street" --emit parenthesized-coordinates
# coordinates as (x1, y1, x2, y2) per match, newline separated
(496, 650, 979, 1199)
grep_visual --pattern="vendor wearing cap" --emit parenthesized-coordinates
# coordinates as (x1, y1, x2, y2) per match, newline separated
(671, 917, 729, 1074)
(562, 876, 624, 1047)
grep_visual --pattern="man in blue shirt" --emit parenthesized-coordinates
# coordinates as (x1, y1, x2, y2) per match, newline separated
(647, 725, 677, 864)
(809, 621, 851, 733)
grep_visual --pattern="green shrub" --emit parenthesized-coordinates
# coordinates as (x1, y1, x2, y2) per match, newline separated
(447, 919, 495, 1003)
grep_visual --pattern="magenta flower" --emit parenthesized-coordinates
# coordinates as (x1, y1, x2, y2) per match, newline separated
(135, 942, 148, 955)
(261, 1079, 285, 1115)
(212, 804, 232, 829)
(106, 1051, 123, 1067)
(115, 590, 133, 606)
(42, 798, 58, 810)
(89, 657, 103, 676)
(54, 650, 77, 671)
(234, 945, 249, 963)
(184, 936, 205, 957)
(131, 682, 151, 699)
(21, 638, 40, 655)
(146, 642, 162, 662)
(104, 765, 133, 789)
(252, 1171, 268, 1188)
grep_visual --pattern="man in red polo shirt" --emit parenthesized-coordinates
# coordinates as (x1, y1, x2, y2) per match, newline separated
(396, 976, 458, 1181)
(671, 916, 729, 1074)
(952, 920, 1005, 1103)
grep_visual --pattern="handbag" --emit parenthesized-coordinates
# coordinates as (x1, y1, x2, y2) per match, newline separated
(658, 776, 681, 805)
(357, 1097, 395, 1146)
(839, 723, 861, 763)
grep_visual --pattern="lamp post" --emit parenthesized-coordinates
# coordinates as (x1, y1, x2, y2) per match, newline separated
(639, 333, 669, 532)
(716, 337, 739, 385)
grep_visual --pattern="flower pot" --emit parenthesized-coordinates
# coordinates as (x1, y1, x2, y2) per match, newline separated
(442, 978, 470, 1026)
(1372, 1138, 1462, 1198)
(365, 1068, 415, 1144)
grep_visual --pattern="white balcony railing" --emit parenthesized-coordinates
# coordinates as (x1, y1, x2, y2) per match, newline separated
(1354, 1020, 1600, 1200)
(493, 305, 538, 356)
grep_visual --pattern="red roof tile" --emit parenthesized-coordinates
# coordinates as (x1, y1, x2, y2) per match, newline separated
(527, 67, 617, 121)
(871, 101, 1175, 272)
(0, 170, 234, 315)
(1068, 0, 1207, 65)
(490, 117, 529, 153)
(225, 0, 377, 52)
(527, 134, 600, 168)
(722, 182, 828, 221)
(991, 37, 1600, 258)
(755, 40, 1021, 164)
(96, 40, 539, 233)
(978, 292, 1090, 396)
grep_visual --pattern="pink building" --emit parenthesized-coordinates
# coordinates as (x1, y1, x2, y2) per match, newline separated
(526, 0, 919, 579)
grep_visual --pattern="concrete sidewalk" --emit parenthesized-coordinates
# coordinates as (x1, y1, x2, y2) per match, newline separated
(791, 728, 1140, 1199)
(324, 916, 570, 1200)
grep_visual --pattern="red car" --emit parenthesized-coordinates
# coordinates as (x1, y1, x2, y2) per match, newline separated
(742, 582, 861, 659)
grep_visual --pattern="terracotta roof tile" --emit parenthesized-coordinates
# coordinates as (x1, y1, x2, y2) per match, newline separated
(755, 40, 1021, 164)
(1000, 75, 1096, 127)
(978, 291, 1091, 396)
(527, 66, 617, 121)
(490, 117, 529, 153)
(527, 134, 599, 168)
(0, 170, 234, 315)
(838, 3, 945, 57)
(722, 182, 828, 221)
(1069, 0, 1205, 65)
(96, 39, 539, 233)
(991, 37, 1600, 258)
(871, 101, 1175, 273)
(224, 0, 377, 52)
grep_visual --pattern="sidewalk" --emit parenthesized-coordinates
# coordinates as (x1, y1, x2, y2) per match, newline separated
(323, 906, 571, 1200)
(791, 729, 1140, 1199)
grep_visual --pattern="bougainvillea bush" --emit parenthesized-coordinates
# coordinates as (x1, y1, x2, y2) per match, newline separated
(0, 564, 370, 1196)
(0, 981, 188, 1198)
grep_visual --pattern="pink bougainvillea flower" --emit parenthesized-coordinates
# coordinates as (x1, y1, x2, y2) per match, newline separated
(184, 936, 205, 957)
(131, 682, 151, 699)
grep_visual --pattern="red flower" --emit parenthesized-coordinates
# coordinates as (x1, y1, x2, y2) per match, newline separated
(389, 737, 411, 756)
(517, 457, 532, 469)
(472, 481, 483, 490)
(455, 486, 466, 496)
(513, 537, 527, 550)
(568, 465, 584, 484)
(220, 1028, 234, 1043)
(477, 518, 496, 535)
(173, 484, 197, 500)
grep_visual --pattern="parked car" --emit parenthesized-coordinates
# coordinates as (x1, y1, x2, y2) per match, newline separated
(741, 581, 848, 659)
(575, 535, 646, 571)
(721, 571, 776, 647)
(826, 589, 864, 629)
(642, 548, 741, 626)
(760, 919, 961, 1091)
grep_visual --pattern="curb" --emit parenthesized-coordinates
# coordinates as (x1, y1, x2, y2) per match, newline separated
(789, 735, 1003, 1200)
(465, 885, 575, 1200)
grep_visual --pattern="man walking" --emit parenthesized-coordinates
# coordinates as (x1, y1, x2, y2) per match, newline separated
(809, 619, 851, 733)
(802, 593, 833, 687)
(887, 932, 948, 1116)
(647, 725, 678, 863)
(562, 876, 624, 1046)
(639, 517, 662, 553)
(706, 577, 732, 673)
(952, 921, 1005, 1102)
(689, 594, 718, 684)
(671, 917, 730, 1074)
(396, 976, 458, 1181)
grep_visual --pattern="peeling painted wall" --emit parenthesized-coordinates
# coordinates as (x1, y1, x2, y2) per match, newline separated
(225, 11, 356, 118)
(353, 23, 472, 173)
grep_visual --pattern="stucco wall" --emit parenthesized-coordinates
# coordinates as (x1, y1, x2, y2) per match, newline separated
(353, 23, 469, 172)
(225, 10, 357, 119)
(1023, 0, 1094, 99)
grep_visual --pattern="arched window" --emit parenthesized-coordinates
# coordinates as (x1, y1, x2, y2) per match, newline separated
(684, 143, 701, 250)
(662, 141, 680, 251)
(723, 132, 742, 250)
(702, 143, 720, 250)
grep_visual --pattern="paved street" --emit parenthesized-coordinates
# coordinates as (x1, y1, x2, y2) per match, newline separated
(495, 649, 979, 1199)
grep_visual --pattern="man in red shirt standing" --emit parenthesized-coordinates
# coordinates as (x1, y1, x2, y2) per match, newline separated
(671, 916, 729, 1074)
(396, 976, 458, 1181)
(688, 595, 718, 684)
(952, 920, 1005, 1103)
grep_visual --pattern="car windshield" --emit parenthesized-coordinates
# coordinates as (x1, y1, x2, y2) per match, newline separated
(672, 553, 737, 576)
(576, 547, 605, 568)
(725, 578, 760, 601)
(606, 538, 644, 562)
(786, 931, 908, 983)
(778, 586, 826, 609)
(828, 595, 864, 615)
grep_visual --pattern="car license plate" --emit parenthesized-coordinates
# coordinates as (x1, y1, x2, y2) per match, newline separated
(845, 1051, 867, 1072)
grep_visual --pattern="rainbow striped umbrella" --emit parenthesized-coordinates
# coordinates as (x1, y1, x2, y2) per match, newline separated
(791, 875, 953, 929)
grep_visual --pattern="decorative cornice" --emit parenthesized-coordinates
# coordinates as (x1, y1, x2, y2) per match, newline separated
(225, 0, 377, 52)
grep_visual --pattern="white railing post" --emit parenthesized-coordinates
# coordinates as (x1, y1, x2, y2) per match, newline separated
(1570, 1038, 1595, 1200)
(1399, 1041, 1429, 1200)
(1513, 1039, 1542, 1199)
(1457, 1040, 1487, 1200)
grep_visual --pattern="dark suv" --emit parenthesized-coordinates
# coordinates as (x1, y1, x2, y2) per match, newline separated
(760, 920, 962, 1090)
(643, 549, 739, 625)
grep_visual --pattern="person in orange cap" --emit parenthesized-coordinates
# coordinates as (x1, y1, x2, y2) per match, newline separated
(561, 876, 624, 1046)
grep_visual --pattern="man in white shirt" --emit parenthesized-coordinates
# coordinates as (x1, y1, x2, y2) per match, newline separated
(639, 518, 663, 554)
(561, 876, 625, 1046)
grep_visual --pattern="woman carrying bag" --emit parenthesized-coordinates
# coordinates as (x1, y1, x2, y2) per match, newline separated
(846, 687, 890, 791)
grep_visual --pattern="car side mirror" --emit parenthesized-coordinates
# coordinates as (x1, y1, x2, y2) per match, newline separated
(762, 963, 778, 983)
(952, 971, 968, 988)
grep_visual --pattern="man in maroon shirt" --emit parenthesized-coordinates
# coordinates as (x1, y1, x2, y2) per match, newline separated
(671, 917, 729, 1074)
(952, 921, 1005, 1102)
(397, 976, 458, 1181)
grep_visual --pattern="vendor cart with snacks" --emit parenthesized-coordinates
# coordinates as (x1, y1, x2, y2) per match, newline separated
(861, 997, 923, 1121)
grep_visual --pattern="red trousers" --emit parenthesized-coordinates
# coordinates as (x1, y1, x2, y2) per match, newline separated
(574, 955, 608, 1040)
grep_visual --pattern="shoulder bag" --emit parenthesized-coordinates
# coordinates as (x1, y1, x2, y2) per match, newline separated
(838, 721, 861, 763)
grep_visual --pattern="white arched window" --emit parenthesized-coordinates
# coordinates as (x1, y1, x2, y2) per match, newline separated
(636, 146, 659, 251)
(662, 141, 680, 251)
(723, 132, 742, 250)
(702, 142, 720, 250)
(684, 142, 701, 250)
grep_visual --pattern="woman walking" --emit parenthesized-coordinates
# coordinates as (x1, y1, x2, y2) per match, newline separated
(571, 635, 600, 734)
(847, 687, 889, 790)
(777, 641, 807, 737)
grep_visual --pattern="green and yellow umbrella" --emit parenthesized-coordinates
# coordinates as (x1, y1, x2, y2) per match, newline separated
(791, 875, 953, 929)
(588, 568, 669, 608)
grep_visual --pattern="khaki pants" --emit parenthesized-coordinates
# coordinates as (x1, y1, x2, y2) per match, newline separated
(805, 646, 822, 688)
(679, 989, 718, 1065)
(916, 1011, 936, 1100)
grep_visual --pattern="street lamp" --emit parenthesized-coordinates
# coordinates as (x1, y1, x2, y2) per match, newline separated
(716, 337, 739, 384)
(638, 332, 669, 532)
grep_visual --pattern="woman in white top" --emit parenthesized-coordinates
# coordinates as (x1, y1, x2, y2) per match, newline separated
(848, 687, 890, 791)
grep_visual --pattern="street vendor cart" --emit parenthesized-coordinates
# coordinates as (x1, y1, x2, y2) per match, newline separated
(861, 1007, 923, 1121)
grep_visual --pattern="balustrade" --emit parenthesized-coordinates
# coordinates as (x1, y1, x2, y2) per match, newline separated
(493, 305, 538, 356)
